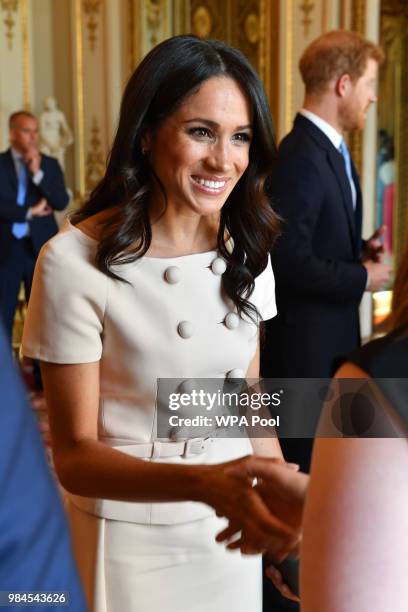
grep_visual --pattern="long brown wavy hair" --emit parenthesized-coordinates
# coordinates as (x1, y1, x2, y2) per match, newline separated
(72, 35, 279, 321)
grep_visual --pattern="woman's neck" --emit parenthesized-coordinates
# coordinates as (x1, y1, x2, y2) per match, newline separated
(147, 208, 219, 257)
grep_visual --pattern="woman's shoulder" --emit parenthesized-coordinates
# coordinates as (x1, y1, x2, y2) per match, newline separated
(39, 219, 96, 266)
(37, 219, 107, 294)
(346, 328, 408, 378)
(42, 205, 118, 261)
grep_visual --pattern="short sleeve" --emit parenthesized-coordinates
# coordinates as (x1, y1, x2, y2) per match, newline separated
(251, 256, 277, 322)
(22, 232, 107, 364)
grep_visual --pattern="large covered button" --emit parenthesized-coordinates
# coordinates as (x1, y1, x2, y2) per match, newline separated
(169, 427, 188, 441)
(211, 257, 227, 275)
(224, 312, 240, 330)
(177, 321, 194, 339)
(178, 378, 197, 394)
(164, 266, 181, 284)
(226, 368, 244, 380)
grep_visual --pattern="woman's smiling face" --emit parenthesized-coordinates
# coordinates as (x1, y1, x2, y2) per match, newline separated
(144, 76, 253, 217)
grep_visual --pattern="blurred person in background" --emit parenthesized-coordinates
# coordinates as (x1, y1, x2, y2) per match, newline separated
(261, 30, 391, 610)
(0, 111, 69, 338)
(223, 233, 408, 610)
(0, 111, 69, 388)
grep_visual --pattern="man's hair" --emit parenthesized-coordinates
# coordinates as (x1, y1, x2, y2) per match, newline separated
(299, 30, 384, 95)
(9, 110, 36, 129)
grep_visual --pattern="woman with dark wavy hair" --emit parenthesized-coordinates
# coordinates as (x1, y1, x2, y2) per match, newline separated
(22, 35, 292, 611)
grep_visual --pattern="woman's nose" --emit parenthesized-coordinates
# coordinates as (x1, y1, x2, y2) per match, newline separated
(206, 142, 233, 172)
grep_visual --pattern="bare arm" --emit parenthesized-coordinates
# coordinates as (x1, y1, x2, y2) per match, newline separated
(301, 362, 408, 611)
(42, 361, 206, 502)
(247, 340, 283, 459)
(41, 360, 286, 551)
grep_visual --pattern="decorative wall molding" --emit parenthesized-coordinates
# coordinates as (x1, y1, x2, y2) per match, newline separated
(382, 0, 408, 15)
(351, 0, 366, 31)
(284, 0, 294, 137)
(74, 0, 86, 196)
(83, 0, 102, 51)
(299, 0, 315, 37)
(191, 1, 225, 41)
(259, 0, 279, 129)
(1, 0, 18, 50)
(379, 5, 408, 266)
(244, 12, 259, 44)
(20, 0, 29, 109)
(192, 4, 212, 37)
(145, 0, 166, 46)
(348, 0, 367, 176)
(86, 116, 105, 191)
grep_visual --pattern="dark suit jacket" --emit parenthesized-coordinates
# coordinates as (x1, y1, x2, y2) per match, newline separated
(0, 149, 68, 262)
(0, 323, 86, 610)
(262, 114, 368, 379)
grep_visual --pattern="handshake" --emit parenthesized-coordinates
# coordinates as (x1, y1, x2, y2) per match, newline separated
(200, 455, 309, 599)
(199, 455, 309, 562)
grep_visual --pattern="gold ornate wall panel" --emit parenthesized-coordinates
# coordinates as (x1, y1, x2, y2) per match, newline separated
(379, 0, 408, 266)
(191, 1, 228, 41)
(1, 0, 18, 51)
(128, 0, 175, 67)
(83, 0, 102, 51)
(189, 0, 275, 83)
(126, 1, 278, 129)
(0, 0, 30, 147)
(351, 0, 366, 30)
(71, 0, 110, 198)
(19, 0, 29, 109)
(281, 0, 341, 139)
(347, 0, 366, 175)
(230, 0, 260, 69)
(260, 0, 279, 128)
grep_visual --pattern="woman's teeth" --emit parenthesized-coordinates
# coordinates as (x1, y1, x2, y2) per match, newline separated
(193, 176, 227, 189)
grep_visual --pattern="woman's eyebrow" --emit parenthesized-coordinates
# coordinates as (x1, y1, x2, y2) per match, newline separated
(183, 117, 253, 131)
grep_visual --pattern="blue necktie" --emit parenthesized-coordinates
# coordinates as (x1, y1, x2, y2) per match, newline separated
(12, 159, 29, 239)
(339, 139, 356, 210)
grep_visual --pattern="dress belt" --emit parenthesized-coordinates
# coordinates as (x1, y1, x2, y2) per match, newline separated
(102, 437, 215, 459)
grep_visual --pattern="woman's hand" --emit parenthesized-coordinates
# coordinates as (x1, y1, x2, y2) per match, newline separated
(201, 455, 300, 558)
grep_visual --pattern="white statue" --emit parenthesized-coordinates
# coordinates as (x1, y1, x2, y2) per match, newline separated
(39, 96, 73, 170)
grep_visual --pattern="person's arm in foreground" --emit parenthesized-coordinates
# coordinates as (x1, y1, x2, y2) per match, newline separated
(0, 325, 86, 611)
(41, 358, 291, 554)
(301, 362, 408, 612)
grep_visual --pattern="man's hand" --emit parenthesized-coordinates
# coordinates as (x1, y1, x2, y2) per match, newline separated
(266, 565, 300, 603)
(202, 455, 300, 559)
(363, 260, 392, 292)
(31, 198, 52, 217)
(24, 145, 42, 175)
(363, 225, 386, 263)
(255, 462, 308, 531)
(214, 457, 307, 560)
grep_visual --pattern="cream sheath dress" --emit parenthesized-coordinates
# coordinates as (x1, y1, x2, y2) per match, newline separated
(22, 220, 277, 612)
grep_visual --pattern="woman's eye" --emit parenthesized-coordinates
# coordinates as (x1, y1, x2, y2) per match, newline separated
(233, 132, 251, 143)
(188, 127, 213, 139)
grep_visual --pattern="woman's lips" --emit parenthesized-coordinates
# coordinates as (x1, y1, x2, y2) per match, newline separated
(191, 175, 230, 194)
